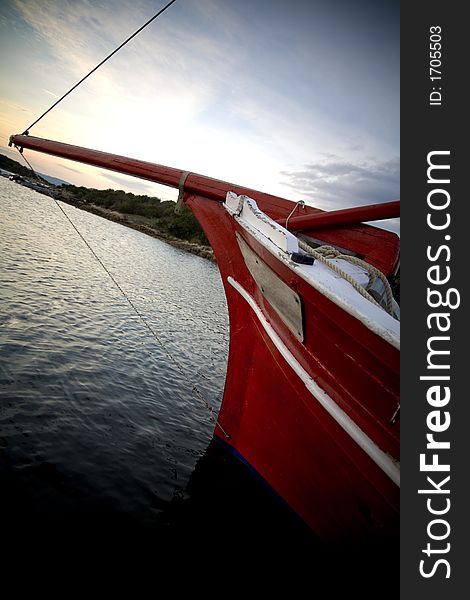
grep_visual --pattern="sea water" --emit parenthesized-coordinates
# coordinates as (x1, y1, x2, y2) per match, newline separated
(0, 178, 231, 532)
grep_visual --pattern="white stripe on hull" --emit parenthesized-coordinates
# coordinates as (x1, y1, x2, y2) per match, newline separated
(227, 276, 400, 487)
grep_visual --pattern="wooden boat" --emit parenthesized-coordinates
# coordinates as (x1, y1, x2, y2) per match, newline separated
(9, 133, 400, 547)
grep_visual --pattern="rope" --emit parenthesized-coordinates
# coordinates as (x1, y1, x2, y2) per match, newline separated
(16, 150, 44, 182)
(54, 198, 230, 438)
(298, 240, 395, 316)
(22, 0, 179, 134)
(175, 170, 190, 214)
(11, 146, 229, 438)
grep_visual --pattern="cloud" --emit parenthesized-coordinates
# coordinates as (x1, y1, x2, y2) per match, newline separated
(55, 162, 85, 174)
(97, 169, 166, 196)
(5, 1, 399, 205)
(10, 0, 242, 146)
(281, 155, 399, 211)
(42, 89, 60, 99)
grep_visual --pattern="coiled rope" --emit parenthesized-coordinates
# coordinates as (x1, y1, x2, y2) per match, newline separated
(298, 239, 395, 316)
(283, 200, 395, 315)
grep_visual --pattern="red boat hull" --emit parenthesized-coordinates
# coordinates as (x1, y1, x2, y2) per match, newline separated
(9, 134, 400, 545)
(187, 193, 399, 544)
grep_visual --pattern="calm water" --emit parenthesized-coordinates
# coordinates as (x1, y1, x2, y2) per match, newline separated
(0, 175, 229, 498)
(0, 178, 399, 594)
(1, 176, 231, 509)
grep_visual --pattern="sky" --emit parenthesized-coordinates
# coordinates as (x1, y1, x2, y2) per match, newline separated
(0, 0, 399, 229)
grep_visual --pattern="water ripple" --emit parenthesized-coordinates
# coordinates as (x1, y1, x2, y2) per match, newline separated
(0, 178, 228, 515)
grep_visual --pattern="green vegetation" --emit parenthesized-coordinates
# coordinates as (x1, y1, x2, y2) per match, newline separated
(62, 184, 209, 246)
(1, 152, 210, 252)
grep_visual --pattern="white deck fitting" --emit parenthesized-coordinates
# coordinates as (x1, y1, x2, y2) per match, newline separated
(224, 193, 400, 350)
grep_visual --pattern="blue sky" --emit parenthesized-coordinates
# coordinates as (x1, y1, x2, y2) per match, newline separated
(0, 0, 399, 225)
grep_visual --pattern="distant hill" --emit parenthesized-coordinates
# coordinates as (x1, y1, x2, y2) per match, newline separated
(0, 153, 69, 186)
(0, 152, 37, 179)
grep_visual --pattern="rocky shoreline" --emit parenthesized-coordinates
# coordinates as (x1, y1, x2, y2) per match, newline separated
(59, 195, 215, 262)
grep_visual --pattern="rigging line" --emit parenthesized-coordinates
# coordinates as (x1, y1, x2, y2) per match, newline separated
(11, 146, 230, 438)
(41, 204, 227, 436)
(16, 150, 44, 182)
(52, 198, 230, 438)
(22, 0, 179, 134)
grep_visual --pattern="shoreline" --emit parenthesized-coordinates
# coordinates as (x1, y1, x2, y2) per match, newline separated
(59, 196, 215, 262)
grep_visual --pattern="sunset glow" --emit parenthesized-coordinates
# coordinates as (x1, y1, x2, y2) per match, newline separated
(1, 0, 399, 226)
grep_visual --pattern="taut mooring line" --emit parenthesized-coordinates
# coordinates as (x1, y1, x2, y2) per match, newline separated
(52, 197, 230, 439)
(10, 146, 229, 439)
